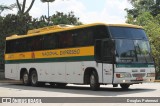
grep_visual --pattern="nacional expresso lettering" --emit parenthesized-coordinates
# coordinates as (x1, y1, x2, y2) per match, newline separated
(60, 49, 80, 55)
(42, 49, 80, 56)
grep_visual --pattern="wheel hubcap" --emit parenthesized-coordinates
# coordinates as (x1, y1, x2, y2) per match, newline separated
(90, 75, 95, 86)
(32, 74, 37, 84)
(23, 74, 28, 84)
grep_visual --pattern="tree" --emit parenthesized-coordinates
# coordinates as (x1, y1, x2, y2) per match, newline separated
(0, 4, 15, 15)
(50, 11, 82, 25)
(27, 11, 82, 29)
(126, 0, 160, 18)
(150, 0, 160, 16)
(16, 0, 35, 15)
(15, 0, 35, 34)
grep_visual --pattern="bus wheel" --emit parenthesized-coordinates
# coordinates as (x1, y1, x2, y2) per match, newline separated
(30, 70, 39, 87)
(90, 71, 100, 91)
(22, 71, 30, 86)
(120, 84, 130, 90)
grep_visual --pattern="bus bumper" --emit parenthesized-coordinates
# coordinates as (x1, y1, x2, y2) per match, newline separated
(113, 73, 155, 84)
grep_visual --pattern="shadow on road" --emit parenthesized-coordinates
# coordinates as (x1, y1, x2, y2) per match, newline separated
(0, 82, 156, 96)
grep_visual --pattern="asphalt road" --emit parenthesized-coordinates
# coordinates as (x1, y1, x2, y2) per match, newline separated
(0, 82, 160, 106)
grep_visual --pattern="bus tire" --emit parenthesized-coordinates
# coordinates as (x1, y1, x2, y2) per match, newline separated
(30, 70, 39, 87)
(22, 71, 30, 86)
(90, 71, 100, 91)
(120, 84, 130, 90)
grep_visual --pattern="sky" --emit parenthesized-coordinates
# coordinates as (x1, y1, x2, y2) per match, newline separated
(1, 0, 132, 24)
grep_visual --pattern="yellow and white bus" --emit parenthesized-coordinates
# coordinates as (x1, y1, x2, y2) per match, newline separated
(5, 23, 155, 90)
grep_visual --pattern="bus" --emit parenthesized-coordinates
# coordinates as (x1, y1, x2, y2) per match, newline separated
(5, 23, 155, 90)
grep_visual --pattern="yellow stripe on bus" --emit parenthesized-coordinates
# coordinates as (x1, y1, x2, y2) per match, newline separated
(5, 46, 94, 61)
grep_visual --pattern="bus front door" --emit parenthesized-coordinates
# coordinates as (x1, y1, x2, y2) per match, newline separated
(102, 40, 114, 84)
(95, 39, 115, 84)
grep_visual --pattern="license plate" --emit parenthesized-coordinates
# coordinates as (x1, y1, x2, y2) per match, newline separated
(136, 77, 143, 80)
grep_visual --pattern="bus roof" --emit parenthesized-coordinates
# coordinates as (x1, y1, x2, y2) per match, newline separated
(6, 23, 143, 40)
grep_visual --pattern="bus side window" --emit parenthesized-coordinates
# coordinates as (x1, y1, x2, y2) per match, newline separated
(27, 37, 33, 51)
(65, 31, 74, 47)
(6, 41, 9, 53)
(74, 28, 93, 47)
(27, 36, 43, 51)
(6, 41, 13, 53)
(95, 40, 102, 62)
(74, 29, 84, 46)
(43, 34, 57, 50)
(85, 28, 94, 45)
(93, 25, 109, 41)
(17, 39, 27, 52)
(6, 41, 12, 53)
(59, 31, 73, 48)
(13, 40, 19, 53)
(35, 36, 43, 51)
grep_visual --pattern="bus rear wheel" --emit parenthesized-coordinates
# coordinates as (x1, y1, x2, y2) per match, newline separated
(31, 70, 39, 87)
(90, 71, 100, 91)
(120, 84, 130, 90)
(22, 71, 30, 86)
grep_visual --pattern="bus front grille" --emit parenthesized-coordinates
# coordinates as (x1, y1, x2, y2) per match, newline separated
(132, 73, 146, 77)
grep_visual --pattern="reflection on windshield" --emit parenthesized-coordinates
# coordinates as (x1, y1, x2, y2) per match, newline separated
(109, 27, 148, 40)
(116, 39, 153, 63)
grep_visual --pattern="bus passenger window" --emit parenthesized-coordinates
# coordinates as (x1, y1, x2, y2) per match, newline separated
(95, 40, 102, 62)
(74, 28, 93, 47)
(94, 25, 109, 40)
(31, 36, 43, 51)
(59, 31, 73, 48)
(43, 34, 57, 50)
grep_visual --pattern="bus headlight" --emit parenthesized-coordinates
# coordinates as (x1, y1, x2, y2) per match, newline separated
(147, 73, 155, 77)
(116, 73, 131, 78)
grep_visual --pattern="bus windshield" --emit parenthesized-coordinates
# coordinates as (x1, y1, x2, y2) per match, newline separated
(115, 39, 153, 63)
(109, 26, 148, 40)
(108, 26, 153, 63)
